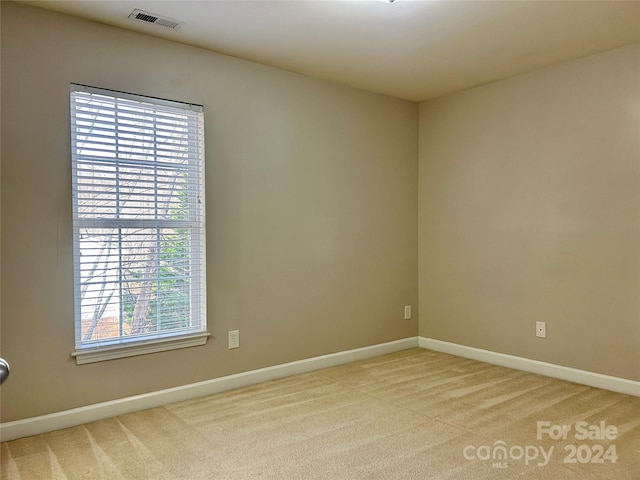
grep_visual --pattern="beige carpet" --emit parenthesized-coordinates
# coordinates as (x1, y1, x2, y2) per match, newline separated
(2, 348, 639, 479)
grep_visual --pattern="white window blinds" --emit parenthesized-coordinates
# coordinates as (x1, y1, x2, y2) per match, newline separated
(70, 84, 206, 352)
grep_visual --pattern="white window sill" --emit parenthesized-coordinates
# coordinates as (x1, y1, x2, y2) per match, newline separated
(72, 332, 211, 365)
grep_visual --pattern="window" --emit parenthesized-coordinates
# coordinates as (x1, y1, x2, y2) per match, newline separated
(70, 84, 207, 364)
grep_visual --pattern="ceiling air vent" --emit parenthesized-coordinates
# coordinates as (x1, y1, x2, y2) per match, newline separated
(128, 9, 183, 30)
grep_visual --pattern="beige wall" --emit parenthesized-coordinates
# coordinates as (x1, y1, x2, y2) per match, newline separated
(419, 43, 640, 381)
(2, 1, 638, 425)
(0, 2, 418, 422)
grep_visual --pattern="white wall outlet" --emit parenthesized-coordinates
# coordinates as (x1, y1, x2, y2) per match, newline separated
(536, 321, 546, 338)
(404, 305, 412, 320)
(228, 330, 240, 349)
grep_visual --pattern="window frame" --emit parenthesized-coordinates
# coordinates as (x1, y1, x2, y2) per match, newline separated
(69, 84, 208, 364)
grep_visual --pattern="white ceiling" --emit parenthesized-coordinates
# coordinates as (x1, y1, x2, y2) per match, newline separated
(21, 0, 640, 102)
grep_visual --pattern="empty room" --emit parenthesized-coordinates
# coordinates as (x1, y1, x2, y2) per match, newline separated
(1, 1, 639, 478)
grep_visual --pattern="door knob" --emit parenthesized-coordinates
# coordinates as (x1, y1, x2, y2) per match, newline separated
(0, 358, 9, 385)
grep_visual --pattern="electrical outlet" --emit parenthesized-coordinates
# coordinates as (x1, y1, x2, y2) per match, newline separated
(228, 330, 240, 349)
(404, 305, 412, 320)
(536, 321, 546, 338)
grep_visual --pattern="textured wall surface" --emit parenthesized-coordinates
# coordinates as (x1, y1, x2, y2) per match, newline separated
(0, 2, 418, 422)
(419, 43, 640, 381)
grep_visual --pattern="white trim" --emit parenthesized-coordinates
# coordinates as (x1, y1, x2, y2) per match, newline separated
(7, 335, 636, 443)
(419, 337, 640, 397)
(72, 332, 211, 364)
(0, 337, 418, 442)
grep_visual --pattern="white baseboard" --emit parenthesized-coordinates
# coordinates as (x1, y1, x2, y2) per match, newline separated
(419, 337, 640, 397)
(0, 337, 419, 442)
(5, 336, 636, 442)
